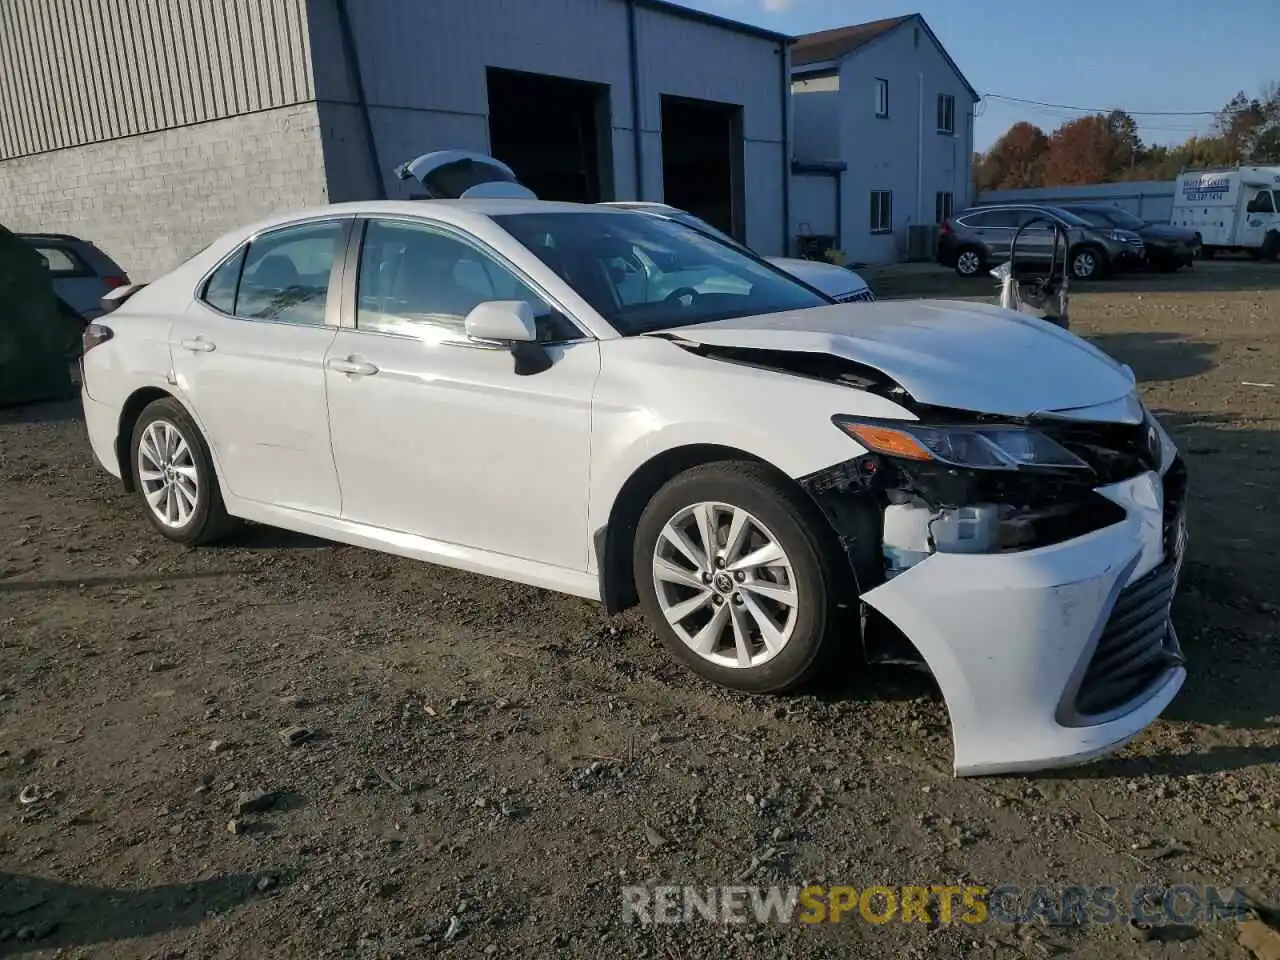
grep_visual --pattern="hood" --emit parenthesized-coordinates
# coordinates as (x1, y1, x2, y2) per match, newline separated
(658, 300, 1137, 419)
(1138, 223, 1198, 243)
(767, 257, 869, 297)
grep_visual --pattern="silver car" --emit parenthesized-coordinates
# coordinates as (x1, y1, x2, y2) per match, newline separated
(937, 204, 1146, 281)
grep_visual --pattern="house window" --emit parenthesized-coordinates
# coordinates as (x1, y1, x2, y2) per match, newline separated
(937, 93, 955, 134)
(935, 191, 954, 224)
(874, 78, 888, 118)
(870, 190, 893, 234)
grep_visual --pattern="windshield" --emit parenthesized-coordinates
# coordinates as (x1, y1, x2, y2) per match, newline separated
(1064, 208, 1112, 228)
(495, 212, 830, 335)
(1044, 207, 1092, 227)
(670, 211, 752, 255)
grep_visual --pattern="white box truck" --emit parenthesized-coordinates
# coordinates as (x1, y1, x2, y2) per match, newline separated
(1171, 166, 1280, 260)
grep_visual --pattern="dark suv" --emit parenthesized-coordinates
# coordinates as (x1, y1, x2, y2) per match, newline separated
(937, 203, 1146, 280)
(1056, 204, 1200, 272)
(18, 233, 130, 320)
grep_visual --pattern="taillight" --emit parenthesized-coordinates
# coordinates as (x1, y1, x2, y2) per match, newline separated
(940, 219, 953, 235)
(102, 275, 129, 290)
(83, 323, 114, 354)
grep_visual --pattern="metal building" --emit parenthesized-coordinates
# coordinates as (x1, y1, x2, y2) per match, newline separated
(0, 0, 791, 279)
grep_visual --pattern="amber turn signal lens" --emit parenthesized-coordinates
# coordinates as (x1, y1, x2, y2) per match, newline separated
(838, 422, 935, 461)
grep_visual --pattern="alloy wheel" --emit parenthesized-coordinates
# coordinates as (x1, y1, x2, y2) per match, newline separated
(137, 419, 200, 528)
(956, 251, 981, 276)
(651, 501, 799, 669)
(1072, 251, 1097, 279)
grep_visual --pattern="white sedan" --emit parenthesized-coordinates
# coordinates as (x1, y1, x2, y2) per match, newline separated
(81, 197, 1187, 776)
(602, 201, 875, 303)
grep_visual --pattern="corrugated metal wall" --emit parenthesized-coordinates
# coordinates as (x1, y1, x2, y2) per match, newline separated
(0, 0, 315, 160)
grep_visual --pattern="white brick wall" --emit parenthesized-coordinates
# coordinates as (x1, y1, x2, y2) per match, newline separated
(0, 104, 329, 281)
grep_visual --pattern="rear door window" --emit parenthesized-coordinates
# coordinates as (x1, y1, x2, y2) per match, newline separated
(198, 220, 348, 325)
(963, 210, 1019, 228)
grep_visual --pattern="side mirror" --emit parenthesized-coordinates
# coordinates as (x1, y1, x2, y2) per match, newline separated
(463, 300, 551, 376)
(464, 300, 537, 343)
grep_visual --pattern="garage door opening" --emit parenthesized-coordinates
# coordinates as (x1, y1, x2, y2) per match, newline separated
(487, 67, 613, 203)
(661, 95, 745, 241)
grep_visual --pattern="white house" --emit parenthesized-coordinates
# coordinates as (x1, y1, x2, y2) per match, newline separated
(790, 14, 978, 264)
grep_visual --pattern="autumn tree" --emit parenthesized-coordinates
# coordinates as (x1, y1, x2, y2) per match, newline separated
(979, 82, 1280, 189)
(1042, 115, 1116, 185)
(975, 121, 1049, 191)
(1105, 109, 1144, 177)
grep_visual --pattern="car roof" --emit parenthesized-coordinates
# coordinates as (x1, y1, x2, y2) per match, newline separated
(221, 198, 635, 247)
(17, 232, 85, 243)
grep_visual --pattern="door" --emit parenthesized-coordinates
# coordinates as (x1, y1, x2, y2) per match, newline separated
(963, 209, 1019, 262)
(324, 217, 599, 570)
(1241, 189, 1275, 247)
(172, 217, 351, 514)
(1007, 209, 1060, 264)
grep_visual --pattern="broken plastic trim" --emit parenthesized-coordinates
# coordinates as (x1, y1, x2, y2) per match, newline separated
(657, 336, 913, 402)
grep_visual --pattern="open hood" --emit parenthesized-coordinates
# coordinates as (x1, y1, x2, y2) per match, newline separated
(659, 300, 1138, 420)
(395, 150, 537, 200)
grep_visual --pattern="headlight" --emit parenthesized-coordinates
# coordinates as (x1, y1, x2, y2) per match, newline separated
(832, 417, 1090, 471)
(1109, 230, 1142, 244)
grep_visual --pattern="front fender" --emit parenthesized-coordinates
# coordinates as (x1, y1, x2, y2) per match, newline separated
(587, 336, 915, 550)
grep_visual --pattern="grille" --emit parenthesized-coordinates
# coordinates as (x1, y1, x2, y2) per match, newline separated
(1034, 418, 1160, 485)
(835, 288, 876, 304)
(1074, 461, 1187, 717)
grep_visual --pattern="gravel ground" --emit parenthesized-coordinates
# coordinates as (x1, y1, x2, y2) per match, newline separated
(2, 261, 1279, 959)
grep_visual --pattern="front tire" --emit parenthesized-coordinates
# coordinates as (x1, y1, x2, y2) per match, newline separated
(1262, 232, 1280, 262)
(632, 462, 843, 694)
(131, 398, 235, 545)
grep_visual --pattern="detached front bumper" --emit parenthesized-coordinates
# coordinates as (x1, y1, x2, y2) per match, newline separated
(861, 467, 1186, 777)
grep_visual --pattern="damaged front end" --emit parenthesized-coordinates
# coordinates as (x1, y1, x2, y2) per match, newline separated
(799, 404, 1185, 666)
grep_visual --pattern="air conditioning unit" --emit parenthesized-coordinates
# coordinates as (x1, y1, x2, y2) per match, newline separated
(907, 224, 939, 262)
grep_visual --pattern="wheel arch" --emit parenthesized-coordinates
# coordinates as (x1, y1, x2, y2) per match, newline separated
(114, 387, 215, 493)
(594, 443, 777, 614)
(1069, 241, 1109, 278)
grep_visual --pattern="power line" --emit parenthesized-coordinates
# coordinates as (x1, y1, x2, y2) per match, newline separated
(981, 92, 1240, 117)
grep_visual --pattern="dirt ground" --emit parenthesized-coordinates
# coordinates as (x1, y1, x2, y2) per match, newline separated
(2, 260, 1279, 959)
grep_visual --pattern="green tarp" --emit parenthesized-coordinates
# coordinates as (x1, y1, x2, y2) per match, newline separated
(0, 223, 79, 406)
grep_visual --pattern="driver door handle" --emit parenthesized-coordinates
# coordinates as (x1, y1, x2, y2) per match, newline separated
(328, 356, 379, 377)
(180, 337, 216, 353)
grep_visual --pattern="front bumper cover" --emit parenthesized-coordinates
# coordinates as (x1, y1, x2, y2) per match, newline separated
(859, 468, 1185, 776)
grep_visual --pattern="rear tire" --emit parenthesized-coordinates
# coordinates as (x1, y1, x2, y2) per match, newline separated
(953, 246, 986, 278)
(632, 462, 844, 694)
(131, 398, 236, 545)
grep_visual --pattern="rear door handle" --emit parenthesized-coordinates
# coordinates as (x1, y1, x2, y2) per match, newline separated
(180, 337, 216, 353)
(328, 356, 379, 377)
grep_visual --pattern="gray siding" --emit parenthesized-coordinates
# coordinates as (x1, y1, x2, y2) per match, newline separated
(0, 0, 314, 160)
(633, 4, 787, 253)
(834, 23, 973, 263)
(791, 75, 840, 161)
(791, 20, 974, 263)
(311, 0, 789, 253)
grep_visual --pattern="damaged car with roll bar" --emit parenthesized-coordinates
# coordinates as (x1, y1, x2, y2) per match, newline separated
(83, 150, 1188, 777)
